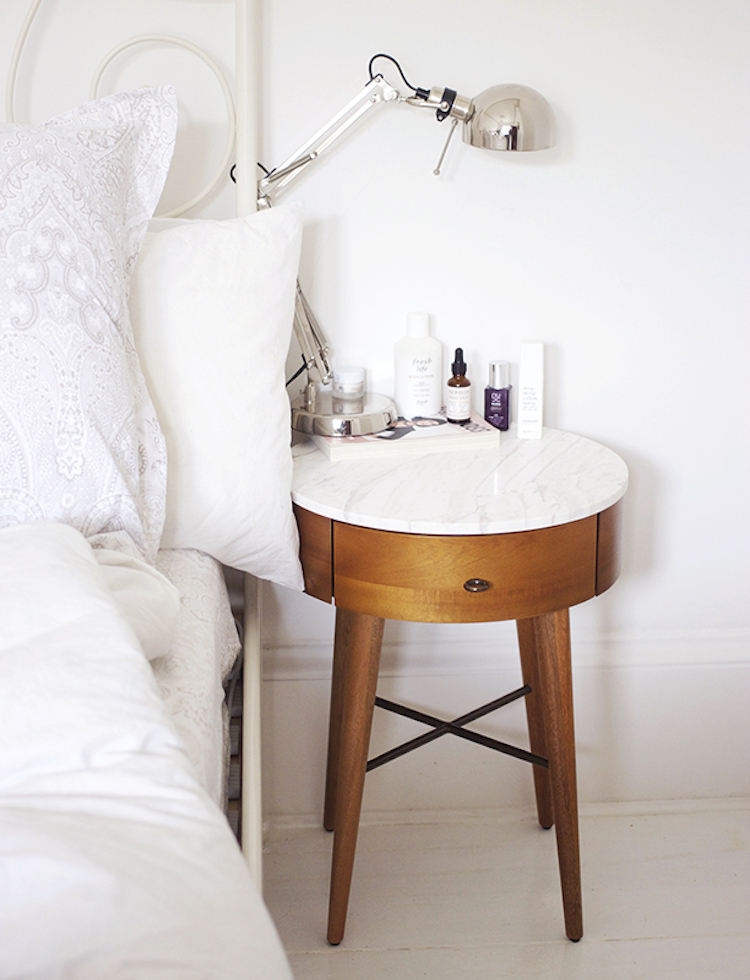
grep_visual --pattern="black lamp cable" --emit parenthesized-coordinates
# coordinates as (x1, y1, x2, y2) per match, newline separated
(229, 161, 273, 183)
(367, 53, 429, 101)
(286, 360, 307, 387)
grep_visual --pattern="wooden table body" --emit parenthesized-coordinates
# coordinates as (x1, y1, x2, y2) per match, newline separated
(295, 496, 624, 945)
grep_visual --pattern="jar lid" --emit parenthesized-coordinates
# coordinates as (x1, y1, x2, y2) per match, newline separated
(333, 365, 364, 384)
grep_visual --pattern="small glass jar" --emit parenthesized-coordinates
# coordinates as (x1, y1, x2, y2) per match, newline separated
(332, 366, 365, 415)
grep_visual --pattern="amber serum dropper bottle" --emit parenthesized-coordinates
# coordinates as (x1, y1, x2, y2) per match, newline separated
(445, 347, 471, 423)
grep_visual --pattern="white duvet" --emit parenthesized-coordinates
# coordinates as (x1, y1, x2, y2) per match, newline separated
(0, 523, 292, 980)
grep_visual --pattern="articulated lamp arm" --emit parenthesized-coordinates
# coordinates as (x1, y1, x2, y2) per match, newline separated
(258, 75, 400, 203)
(257, 64, 491, 204)
(258, 75, 400, 401)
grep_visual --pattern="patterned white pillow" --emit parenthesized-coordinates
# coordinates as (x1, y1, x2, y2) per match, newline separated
(0, 88, 177, 560)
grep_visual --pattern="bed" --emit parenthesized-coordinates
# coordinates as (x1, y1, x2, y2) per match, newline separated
(0, 2, 298, 976)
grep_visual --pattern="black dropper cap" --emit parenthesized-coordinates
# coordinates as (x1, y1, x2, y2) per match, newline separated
(452, 348, 467, 376)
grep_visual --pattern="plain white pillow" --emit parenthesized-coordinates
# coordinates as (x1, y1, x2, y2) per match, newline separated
(129, 204, 304, 590)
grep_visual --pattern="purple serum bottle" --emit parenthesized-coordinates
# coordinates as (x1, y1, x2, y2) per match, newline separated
(484, 361, 511, 431)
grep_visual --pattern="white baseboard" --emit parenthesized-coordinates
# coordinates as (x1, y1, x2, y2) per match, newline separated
(263, 627, 750, 681)
(260, 632, 750, 818)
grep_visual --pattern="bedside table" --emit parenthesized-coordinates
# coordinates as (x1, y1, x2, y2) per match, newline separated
(292, 427, 628, 945)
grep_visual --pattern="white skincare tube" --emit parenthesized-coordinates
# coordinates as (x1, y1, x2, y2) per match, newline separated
(517, 341, 544, 439)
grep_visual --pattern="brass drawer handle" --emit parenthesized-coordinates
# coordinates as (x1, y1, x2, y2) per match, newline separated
(463, 578, 491, 593)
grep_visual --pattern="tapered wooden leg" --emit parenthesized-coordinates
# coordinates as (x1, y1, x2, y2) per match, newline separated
(516, 618, 554, 830)
(323, 611, 349, 832)
(533, 608, 583, 942)
(327, 608, 385, 945)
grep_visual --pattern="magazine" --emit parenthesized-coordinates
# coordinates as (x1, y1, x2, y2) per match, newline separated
(311, 410, 501, 460)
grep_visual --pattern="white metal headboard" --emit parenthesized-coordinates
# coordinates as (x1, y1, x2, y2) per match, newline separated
(5, 0, 259, 219)
(5, 0, 265, 887)
(88, 35, 236, 218)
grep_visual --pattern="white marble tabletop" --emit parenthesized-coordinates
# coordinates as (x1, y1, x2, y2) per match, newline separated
(291, 426, 628, 536)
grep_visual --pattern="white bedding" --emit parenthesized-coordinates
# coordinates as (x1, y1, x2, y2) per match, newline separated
(0, 522, 292, 980)
(152, 548, 241, 807)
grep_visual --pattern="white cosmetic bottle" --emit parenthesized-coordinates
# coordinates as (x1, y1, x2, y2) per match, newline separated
(394, 312, 443, 419)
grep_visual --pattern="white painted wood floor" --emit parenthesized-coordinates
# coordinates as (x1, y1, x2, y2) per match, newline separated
(263, 799, 749, 980)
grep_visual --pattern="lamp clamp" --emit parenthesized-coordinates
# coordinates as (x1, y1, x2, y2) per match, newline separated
(404, 85, 474, 125)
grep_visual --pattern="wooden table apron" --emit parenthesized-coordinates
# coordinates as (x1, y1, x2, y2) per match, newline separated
(293, 495, 624, 945)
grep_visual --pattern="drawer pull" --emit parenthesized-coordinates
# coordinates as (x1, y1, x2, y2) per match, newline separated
(463, 578, 491, 593)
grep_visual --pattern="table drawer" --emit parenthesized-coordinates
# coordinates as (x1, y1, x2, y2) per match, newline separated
(333, 516, 599, 623)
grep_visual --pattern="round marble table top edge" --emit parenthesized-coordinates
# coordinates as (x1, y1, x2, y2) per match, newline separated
(291, 426, 629, 536)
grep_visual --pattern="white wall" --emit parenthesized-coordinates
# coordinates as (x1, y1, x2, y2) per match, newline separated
(4, 0, 748, 818)
(260, 0, 750, 818)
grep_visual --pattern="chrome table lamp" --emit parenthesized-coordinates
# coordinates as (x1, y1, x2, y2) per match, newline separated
(259, 55, 554, 437)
